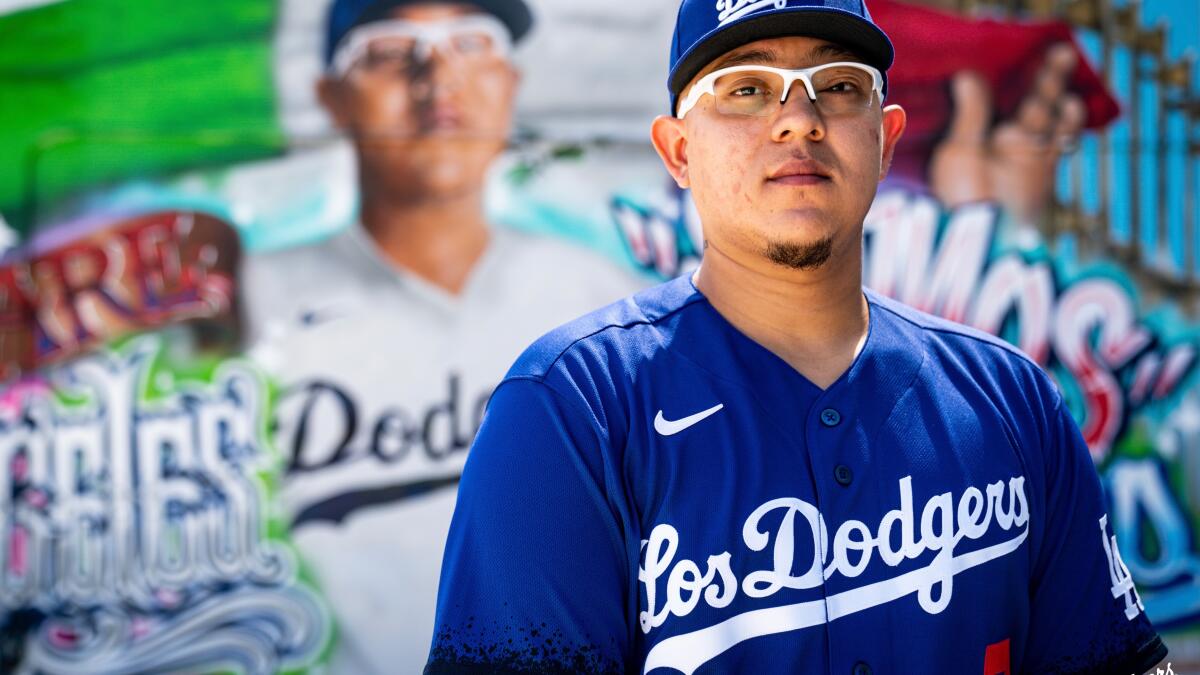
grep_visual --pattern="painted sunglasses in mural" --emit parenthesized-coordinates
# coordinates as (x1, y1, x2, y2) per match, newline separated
(330, 16, 512, 78)
(676, 62, 884, 119)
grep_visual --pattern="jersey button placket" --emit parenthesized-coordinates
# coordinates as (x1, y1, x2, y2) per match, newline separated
(820, 408, 841, 427)
(834, 464, 853, 487)
(820, 409, 853, 487)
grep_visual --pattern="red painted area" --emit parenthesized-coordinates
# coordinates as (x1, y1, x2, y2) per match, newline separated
(0, 211, 239, 379)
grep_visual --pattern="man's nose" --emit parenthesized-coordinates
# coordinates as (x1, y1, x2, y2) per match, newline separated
(415, 45, 465, 98)
(771, 83, 825, 143)
(415, 45, 465, 102)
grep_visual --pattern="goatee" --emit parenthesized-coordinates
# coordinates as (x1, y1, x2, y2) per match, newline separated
(764, 236, 833, 270)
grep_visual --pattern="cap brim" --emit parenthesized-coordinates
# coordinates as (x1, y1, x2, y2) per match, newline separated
(668, 7, 894, 99)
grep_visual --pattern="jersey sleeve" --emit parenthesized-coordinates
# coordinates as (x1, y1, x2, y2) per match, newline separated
(425, 377, 629, 675)
(1023, 394, 1167, 675)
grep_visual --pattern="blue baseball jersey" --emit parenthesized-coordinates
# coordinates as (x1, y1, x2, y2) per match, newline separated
(426, 275, 1166, 675)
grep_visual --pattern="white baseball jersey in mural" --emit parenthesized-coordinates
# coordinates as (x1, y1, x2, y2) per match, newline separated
(239, 224, 645, 674)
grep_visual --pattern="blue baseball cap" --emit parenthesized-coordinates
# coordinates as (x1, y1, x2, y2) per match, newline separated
(325, 0, 534, 65)
(668, 0, 894, 113)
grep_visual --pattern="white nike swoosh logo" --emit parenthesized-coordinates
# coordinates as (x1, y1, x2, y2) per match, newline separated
(654, 404, 725, 436)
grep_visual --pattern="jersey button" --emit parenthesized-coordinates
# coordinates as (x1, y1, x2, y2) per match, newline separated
(852, 662, 872, 675)
(820, 408, 842, 427)
(834, 464, 854, 487)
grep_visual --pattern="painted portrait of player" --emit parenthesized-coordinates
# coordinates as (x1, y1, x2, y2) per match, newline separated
(237, 1, 646, 672)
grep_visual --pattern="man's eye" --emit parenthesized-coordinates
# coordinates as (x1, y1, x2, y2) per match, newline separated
(823, 80, 860, 94)
(452, 34, 493, 54)
(366, 49, 415, 68)
(727, 80, 772, 97)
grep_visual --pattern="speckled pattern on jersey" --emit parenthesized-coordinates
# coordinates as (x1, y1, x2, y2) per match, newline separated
(427, 274, 1166, 675)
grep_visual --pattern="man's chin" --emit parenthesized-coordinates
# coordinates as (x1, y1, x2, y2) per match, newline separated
(379, 174, 480, 202)
(361, 150, 494, 196)
(763, 235, 835, 271)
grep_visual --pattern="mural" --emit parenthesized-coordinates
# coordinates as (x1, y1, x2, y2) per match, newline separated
(1, 0, 1198, 671)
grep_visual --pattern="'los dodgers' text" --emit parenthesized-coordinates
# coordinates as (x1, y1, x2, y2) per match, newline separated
(639, 475, 1029, 674)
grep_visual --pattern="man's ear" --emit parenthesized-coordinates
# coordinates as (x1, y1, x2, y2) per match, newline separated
(317, 76, 351, 131)
(651, 114, 690, 189)
(878, 104, 907, 182)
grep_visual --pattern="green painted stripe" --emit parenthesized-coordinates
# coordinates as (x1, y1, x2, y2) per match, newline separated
(0, 0, 285, 232)
(0, 0, 275, 75)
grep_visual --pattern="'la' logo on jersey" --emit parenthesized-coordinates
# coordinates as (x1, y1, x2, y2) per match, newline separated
(1100, 514, 1145, 620)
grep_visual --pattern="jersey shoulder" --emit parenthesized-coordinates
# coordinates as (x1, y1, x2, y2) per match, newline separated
(238, 230, 367, 342)
(867, 289, 1063, 409)
(505, 274, 700, 386)
(867, 289, 1022, 352)
(240, 230, 361, 297)
(493, 227, 649, 299)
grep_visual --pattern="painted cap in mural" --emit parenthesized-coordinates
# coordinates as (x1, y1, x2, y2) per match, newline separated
(325, 0, 535, 64)
(668, 0, 895, 112)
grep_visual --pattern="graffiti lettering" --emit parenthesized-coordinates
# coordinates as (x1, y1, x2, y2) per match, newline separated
(0, 211, 238, 380)
(0, 338, 327, 673)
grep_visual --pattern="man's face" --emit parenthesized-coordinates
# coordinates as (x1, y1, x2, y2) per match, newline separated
(319, 3, 518, 201)
(652, 36, 906, 272)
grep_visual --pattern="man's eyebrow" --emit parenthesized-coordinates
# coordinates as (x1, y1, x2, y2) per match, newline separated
(705, 44, 862, 75)
(708, 48, 780, 71)
(808, 43, 861, 62)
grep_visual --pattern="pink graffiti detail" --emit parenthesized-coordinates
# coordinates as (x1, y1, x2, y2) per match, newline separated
(615, 203, 652, 268)
(155, 588, 182, 608)
(864, 192, 911, 298)
(1054, 280, 1152, 460)
(1129, 352, 1162, 405)
(1154, 344, 1197, 401)
(650, 217, 677, 278)
(614, 201, 692, 278)
(131, 616, 153, 640)
(865, 195, 995, 322)
(9, 525, 27, 575)
(47, 623, 80, 649)
(969, 255, 1055, 366)
(905, 203, 994, 324)
(0, 379, 50, 417)
(24, 488, 48, 510)
(12, 452, 28, 482)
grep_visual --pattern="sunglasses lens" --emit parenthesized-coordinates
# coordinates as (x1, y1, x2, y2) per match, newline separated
(712, 69, 787, 117)
(339, 21, 510, 77)
(809, 65, 877, 114)
(446, 30, 502, 58)
(363, 36, 419, 71)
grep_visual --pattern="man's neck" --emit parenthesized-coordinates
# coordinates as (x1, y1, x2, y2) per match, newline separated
(694, 239, 869, 390)
(359, 187, 491, 296)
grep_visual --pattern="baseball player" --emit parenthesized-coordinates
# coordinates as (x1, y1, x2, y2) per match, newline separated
(426, 1, 1168, 674)
(239, 1, 644, 672)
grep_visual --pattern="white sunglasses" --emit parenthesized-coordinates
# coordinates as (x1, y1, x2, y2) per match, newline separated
(330, 16, 512, 78)
(676, 61, 884, 119)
